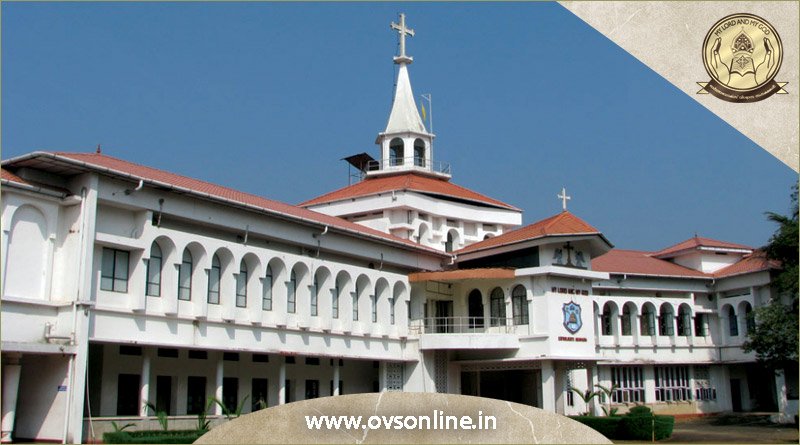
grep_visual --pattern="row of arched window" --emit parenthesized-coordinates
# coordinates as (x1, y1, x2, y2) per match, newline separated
(389, 138, 426, 167)
(466, 285, 529, 326)
(136, 241, 402, 324)
(598, 301, 755, 338)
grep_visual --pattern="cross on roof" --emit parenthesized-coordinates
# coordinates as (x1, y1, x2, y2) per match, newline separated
(558, 187, 571, 211)
(391, 13, 415, 61)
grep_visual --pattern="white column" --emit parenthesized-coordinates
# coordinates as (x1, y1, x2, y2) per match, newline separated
(214, 356, 223, 415)
(540, 361, 556, 412)
(586, 365, 600, 416)
(379, 361, 387, 392)
(278, 361, 286, 405)
(688, 365, 697, 406)
(643, 365, 657, 405)
(333, 360, 341, 396)
(1, 354, 22, 443)
(139, 350, 152, 417)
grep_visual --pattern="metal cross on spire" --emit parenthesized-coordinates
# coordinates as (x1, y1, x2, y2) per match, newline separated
(558, 187, 571, 211)
(391, 13, 415, 63)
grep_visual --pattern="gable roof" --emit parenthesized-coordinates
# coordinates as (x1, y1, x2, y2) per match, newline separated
(456, 211, 611, 255)
(299, 172, 520, 211)
(2, 152, 449, 257)
(592, 248, 779, 279)
(653, 236, 753, 258)
(591, 249, 709, 278)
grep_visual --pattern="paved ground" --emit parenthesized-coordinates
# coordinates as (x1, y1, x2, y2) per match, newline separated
(614, 417, 799, 444)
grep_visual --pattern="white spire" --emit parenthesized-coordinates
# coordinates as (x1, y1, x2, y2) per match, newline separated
(384, 64, 427, 134)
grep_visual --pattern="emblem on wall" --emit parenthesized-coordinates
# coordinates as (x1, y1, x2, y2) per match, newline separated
(553, 242, 587, 269)
(562, 301, 582, 334)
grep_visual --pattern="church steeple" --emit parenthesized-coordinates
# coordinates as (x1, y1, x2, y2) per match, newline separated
(372, 13, 447, 179)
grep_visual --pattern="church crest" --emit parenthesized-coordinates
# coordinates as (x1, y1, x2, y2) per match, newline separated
(562, 301, 582, 334)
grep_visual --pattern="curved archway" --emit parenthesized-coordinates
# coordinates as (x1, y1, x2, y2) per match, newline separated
(391, 282, 406, 326)
(511, 285, 528, 325)
(621, 302, 637, 336)
(264, 257, 287, 312)
(741, 302, 755, 334)
(374, 278, 390, 324)
(389, 138, 404, 166)
(354, 274, 371, 322)
(5, 205, 48, 299)
(288, 262, 310, 315)
(312, 266, 332, 318)
(413, 139, 425, 167)
(489, 287, 506, 326)
(677, 303, 693, 337)
(208, 248, 234, 305)
(445, 229, 459, 253)
(417, 223, 430, 245)
(601, 301, 618, 336)
(333, 270, 352, 320)
(468, 289, 484, 329)
(659, 303, 675, 336)
(724, 305, 739, 336)
(640, 302, 657, 336)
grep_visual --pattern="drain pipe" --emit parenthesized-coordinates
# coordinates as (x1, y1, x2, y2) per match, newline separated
(313, 226, 328, 257)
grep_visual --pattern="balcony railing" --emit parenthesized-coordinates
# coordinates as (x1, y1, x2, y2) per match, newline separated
(409, 316, 515, 335)
(364, 158, 452, 176)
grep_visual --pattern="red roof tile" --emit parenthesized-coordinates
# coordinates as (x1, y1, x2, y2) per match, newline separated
(1, 168, 29, 185)
(456, 211, 607, 255)
(653, 236, 752, 258)
(712, 250, 780, 278)
(6, 152, 448, 256)
(592, 249, 709, 278)
(409, 268, 516, 282)
(299, 172, 519, 211)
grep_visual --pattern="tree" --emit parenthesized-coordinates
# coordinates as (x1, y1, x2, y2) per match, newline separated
(742, 184, 799, 370)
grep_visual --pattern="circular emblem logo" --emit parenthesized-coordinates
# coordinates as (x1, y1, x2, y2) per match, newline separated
(699, 13, 786, 102)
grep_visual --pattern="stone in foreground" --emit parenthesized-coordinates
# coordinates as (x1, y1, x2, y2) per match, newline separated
(195, 393, 611, 444)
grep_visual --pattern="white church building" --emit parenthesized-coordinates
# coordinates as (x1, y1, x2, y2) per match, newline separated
(1, 14, 797, 444)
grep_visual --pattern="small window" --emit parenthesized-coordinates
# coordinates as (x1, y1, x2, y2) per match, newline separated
(641, 305, 656, 336)
(332, 281, 340, 319)
(601, 304, 613, 336)
(252, 354, 270, 363)
(677, 305, 692, 337)
(728, 307, 739, 336)
(157, 348, 179, 358)
(146, 242, 162, 297)
(694, 313, 708, 337)
(413, 139, 425, 167)
(305, 357, 320, 366)
(285, 356, 296, 364)
(371, 294, 377, 323)
(744, 303, 755, 334)
(659, 305, 675, 336)
(236, 260, 248, 308)
(188, 350, 208, 360)
(512, 285, 529, 325)
(390, 295, 396, 325)
(208, 254, 221, 304)
(119, 345, 142, 356)
(353, 283, 360, 321)
(178, 249, 193, 301)
(621, 305, 633, 336)
(311, 275, 319, 317)
(287, 269, 297, 314)
(101, 248, 129, 293)
(445, 232, 455, 253)
(223, 352, 240, 361)
(490, 287, 506, 326)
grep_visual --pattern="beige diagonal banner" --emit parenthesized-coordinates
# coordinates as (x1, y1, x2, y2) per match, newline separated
(560, 1, 799, 172)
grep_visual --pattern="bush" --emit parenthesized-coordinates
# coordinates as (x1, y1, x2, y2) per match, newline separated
(619, 414, 674, 440)
(570, 416, 622, 439)
(103, 429, 206, 444)
(626, 405, 653, 417)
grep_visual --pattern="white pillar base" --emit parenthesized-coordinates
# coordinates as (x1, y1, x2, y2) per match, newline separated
(1, 354, 23, 444)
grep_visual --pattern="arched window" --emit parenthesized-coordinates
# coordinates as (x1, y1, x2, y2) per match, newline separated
(311, 275, 319, 317)
(490, 287, 506, 326)
(445, 231, 456, 253)
(744, 303, 755, 334)
(468, 289, 484, 329)
(601, 303, 613, 336)
(413, 139, 425, 167)
(621, 304, 632, 336)
(728, 306, 738, 336)
(287, 269, 297, 314)
(146, 242, 162, 297)
(389, 138, 404, 166)
(659, 305, 674, 336)
(641, 305, 656, 336)
(677, 305, 692, 337)
(178, 249, 192, 301)
(263, 265, 273, 311)
(5, 206, 48, 299)
(332, 279, 340, 319)
(236, 260, 248, 308)
(208, 254, 221, 304)
(512, 285, 528, 325)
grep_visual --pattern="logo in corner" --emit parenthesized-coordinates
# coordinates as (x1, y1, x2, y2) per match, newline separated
(562, 301, 582, 334)
(699, 13, 787, 102)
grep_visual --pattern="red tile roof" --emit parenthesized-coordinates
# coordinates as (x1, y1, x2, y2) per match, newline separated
(3, 152, 448, 256)
(653, 236, 752, 258)
(1, 168, 29, 185)
(592, 249, 709, 278)
(712, 250, 780, 278)
(456, 211, 608, 255)
(408, 268, 516, 282)
(299, 172, 520, 211)
(592, 249, 779, 279)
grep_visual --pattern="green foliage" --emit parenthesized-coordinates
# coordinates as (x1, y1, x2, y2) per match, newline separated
(743, 185, 799, 370)
(111, 421, 135, 433)
(144, 401, 169, 431)
(210, 395, 250, 420)
(625, 405, 653, 417)
(196, 399, 215, 432)
(570, 383, 620, 416)
(570, 416, 622, 439)
(103, 429, 204, 444)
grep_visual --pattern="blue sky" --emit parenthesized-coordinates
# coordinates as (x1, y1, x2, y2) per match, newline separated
(2, 2, 796, 251)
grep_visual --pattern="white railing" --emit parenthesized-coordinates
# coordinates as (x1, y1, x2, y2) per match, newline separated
(408, 316, 515, 335)
(365, 158, 451, 176)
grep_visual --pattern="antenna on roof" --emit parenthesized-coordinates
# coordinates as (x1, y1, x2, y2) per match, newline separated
(96, 144, 102, 154)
